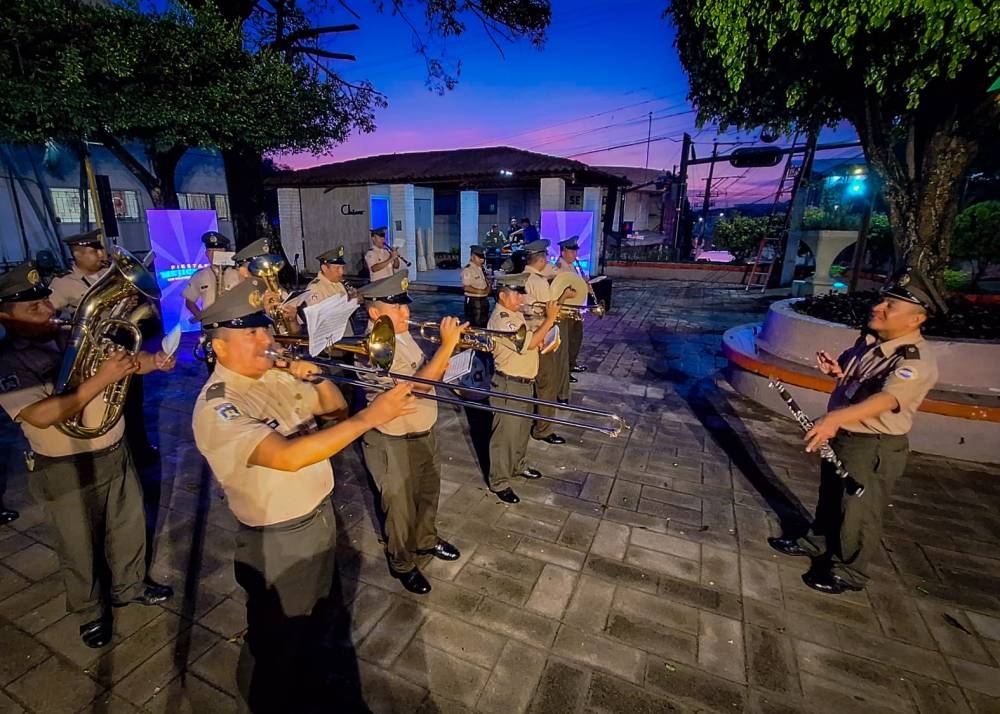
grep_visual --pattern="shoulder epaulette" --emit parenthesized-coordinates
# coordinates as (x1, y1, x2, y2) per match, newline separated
(205, 382, 226, 400)
(897, 344, 920, 359)
(499, 311, 509, 318)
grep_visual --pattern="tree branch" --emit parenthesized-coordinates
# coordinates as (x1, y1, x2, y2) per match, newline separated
(286, 46, 356, 61)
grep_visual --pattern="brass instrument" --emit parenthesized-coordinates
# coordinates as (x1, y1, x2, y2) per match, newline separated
(263, 344, 629, 438)
(525, 302, 606, 321)
(54, 247, 160, 438)
(247, 254, 295, 336)
(406, 320, 527, 352)
(274, 316, 396, 369)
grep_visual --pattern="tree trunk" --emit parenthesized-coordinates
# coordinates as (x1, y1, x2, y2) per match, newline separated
(222, 145, 266, 250)
(148, 144, 187, 209)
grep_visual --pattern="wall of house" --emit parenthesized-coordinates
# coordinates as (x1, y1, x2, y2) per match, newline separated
(0, 143, 230, 270)
(295, 185, 372, 274)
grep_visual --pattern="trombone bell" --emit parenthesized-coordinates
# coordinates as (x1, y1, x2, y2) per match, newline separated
(273, 315, 396, 369)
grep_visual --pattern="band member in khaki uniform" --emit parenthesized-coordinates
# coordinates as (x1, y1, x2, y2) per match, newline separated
(0, 262, 174, 649)
(523, 239, 572, 444)
(233, 237, 299, 333)
(768, 270, 943, 595)
(357, 271, 463, 595)
(182, 231, 242, 322)
(486, 273, 560, 504)
(191, 278, 415, 712)
(555, 236, 588, 378)
(461, 245, 491, 327)
(48, 230, 109, 315)
(364, 226, 399, 281)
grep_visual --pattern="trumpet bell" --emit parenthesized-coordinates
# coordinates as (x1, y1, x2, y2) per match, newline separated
(338, 315, 395, 370)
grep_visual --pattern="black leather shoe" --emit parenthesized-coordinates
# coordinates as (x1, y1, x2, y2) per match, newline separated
(568, 376, 579, 383)
(115, 582, 174, 607)
(557, 398, 569, 405)
(80, 618, 112, 648)
(493, 488, 520, 504)
(801, 570, 864, 595)
(0, 508, 18, 525)
(767, 536, 811, 557)
(416, 539, 460, 561)
(532, 433, 566, 445)
(571, 364, 588, 373)
(519, 468, 542, 479)
(392, 568, 431, 595)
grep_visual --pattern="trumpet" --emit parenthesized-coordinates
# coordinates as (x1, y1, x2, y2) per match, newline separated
(525, 301, 606, 321)
(274, 316, 396, 369)
(407, 320, 527, 352)
(265, 341, 629, 438)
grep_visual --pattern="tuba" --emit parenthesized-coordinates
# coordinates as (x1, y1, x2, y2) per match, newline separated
(54, 247, 161, 438)
(247, 254, 295, 336)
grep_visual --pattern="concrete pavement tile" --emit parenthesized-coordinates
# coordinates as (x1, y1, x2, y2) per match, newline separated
(36, 612, 103, 669)
(625, 544, 699, 582)
(964, 690, 1000, 714)
(397, 578, 483, 619)
(741, 556, 783, 604)
(640, 483, 703, 513)
(700, 544, 740, 593)
(635, 498, 703, 527)
(587, 671, 694, 714)
(794, 640, 911, 701)
(698, 610, 746, 683)
(527, 659, 590, 714)
(949, 657, 1000, 697)
(454, 564, 532, 606)
(603, 506, 673, 534)
(112, 624, 219, 706)
(584, 555, 657, 594)
(526, 564, 577, 619)
(836, 626, 953, 682)
(0, 690, 25, 713)
(552, 625, 645, 683)
(564, 575, 615, 632)
(628, 528, 701, 561)
(657, 572, 743, 619)
(513, 501, 571, 527)
(0, 623, 50, 687)
(357, 660, 427, 713)
(0, 533, 33, 560)
(0, 573, 63, 623)
(495, 512, 562, 542)
(746, 624, 800, 695)
(473, 598, 559, 648)
(798, 672, 913, 714)
(1, 543, 58, 582)
(451, 518, 521, 552)
(579, 474, 613, 504)
(391, 641, 490, 709)
(604, 612, 697, 664)
(590, 521, 630, 561)
(415, 612, 506, 670)
(516, 536, 586, 571)
(189, 638, 240, 696)
(475, 640, 547, 714)
(197, 596, 246, 640)
(349, 585, 396, 642)
(905, 678, 972, 714)
(644, 655, 747, 712)
(866, 581, 936, 648)
(6, 653, 101, 713)
(556, 513, 600, 553)
(608, 480, 641, 511)
(966, 611, 1000, 641)
(469, 544, 546, 583)
(358, 597, 426, 668)
(141, 672, 236, 714)
(90, 611, 192, 686)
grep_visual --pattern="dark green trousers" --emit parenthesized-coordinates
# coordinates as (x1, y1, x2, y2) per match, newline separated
(362, 429, 441, 573)
(234, 498, 338, 713)
(29, 441, 146, 622)
(812, 431, 909, 586)
(533, 343, 568, 438)
(556, 317, 580, 402)
(488, 374, 534, 492)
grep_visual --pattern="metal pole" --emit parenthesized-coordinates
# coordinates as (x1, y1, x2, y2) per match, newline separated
(697, 142, 719, 251)
(644, 112, 652, 172)
(672, 133, 692, 258)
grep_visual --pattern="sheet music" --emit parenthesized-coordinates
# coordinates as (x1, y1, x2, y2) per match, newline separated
(444, 349, 475, 383)
(161, 325, 182, 359)
(301, 295, 357, 356)
(588, 275, 607, 284)
(542, 325, 560, 351)
(212, 250, 235, 266)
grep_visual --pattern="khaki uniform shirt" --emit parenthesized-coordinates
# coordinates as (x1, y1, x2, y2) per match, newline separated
(556, 257, 579, 275)
(461, 263, 490, 297)
(181, 266, 243, 310)
(192, 362, 333, 527)
(299, 274, 354, 336)
(524, 266, 552, 330)
(49, 265, 108, 313)
(488, 306, 538, 379)
(361, 332, 437, 436)
(828, 332, 938, 436)
(0, 339, 123, 457)
(365, 247, 394, 281)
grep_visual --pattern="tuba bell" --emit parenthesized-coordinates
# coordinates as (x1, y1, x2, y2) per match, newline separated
(54, 247, 161, 438)
(247, 254, 295, 336)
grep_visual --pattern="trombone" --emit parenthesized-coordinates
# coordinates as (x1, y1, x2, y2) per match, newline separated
(268, 318, 628, 438)
(525, 302, 606, 321)
(406, 319, 527, 352)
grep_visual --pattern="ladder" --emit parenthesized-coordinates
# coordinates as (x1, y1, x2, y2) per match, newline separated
(745, 133, 817, 291)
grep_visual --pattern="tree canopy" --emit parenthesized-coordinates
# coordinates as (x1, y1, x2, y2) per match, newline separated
(667, 0, 1000, 284)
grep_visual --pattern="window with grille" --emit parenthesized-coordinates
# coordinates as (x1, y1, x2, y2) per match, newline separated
(178, 192, 211, 210)
(111, 190, 141, 220)
(50, 188, 95, 224)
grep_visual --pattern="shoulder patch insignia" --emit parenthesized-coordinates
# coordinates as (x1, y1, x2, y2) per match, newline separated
(205, 382, 226, 400)
(215, 402, 241, 421)
(894, 366, 917, 380)
(499, 311, 509, 318)
(0, 374, 20, 393)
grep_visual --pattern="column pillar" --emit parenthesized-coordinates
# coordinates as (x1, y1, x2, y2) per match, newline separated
(540, 177, 566, 213)
(389, 183, 416, 281)
(460, 191, 479, 263)
(582, 186, 602, 274)
(276, 188, 304, 267)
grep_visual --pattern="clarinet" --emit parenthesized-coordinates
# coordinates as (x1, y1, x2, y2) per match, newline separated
(768, 379, 865, 497)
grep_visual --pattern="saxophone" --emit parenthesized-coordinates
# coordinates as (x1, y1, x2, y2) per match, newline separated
(247, 253, 294, 335)
(54, 247, 161, 438)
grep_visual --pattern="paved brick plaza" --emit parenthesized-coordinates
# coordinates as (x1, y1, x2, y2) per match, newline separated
(1, 280, 999, 713)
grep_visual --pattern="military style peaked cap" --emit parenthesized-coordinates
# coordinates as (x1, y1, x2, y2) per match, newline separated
(232, 237, 273, 264)
(317, 246, 346, 265)
(370, 226, 387, 237)
(523, 239, 550, 256)
(558, 236, 580, 251)
(62, 229, 104, 249)
(201, 231, 231, 249)
(495, 272, 529, 293)
(470, 245, 486, 258)
(0, 262, 52, 303)
(358, 270, 412, 304)
(199, 278, 273, 329)
(882, 269, 948, 316)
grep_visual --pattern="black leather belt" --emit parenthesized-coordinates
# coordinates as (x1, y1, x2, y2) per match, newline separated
(377, 429, 432, 441)
(33, 438, 124, 465)
(464, 294, 489, 300)
(495, 371, 533, 384)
